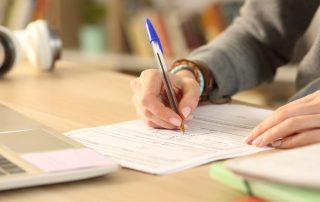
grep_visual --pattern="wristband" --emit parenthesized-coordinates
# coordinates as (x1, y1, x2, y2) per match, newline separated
(170, 59, 215, 101)
(170, 64, 205, 96)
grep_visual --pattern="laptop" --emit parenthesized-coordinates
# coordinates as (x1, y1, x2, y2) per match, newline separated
(0, 104, 119, 191)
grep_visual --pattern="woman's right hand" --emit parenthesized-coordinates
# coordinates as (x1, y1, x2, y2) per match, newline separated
(130, 69, 200, 129)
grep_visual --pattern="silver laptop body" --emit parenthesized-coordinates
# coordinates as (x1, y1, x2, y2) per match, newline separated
(0, 104, 119, 191)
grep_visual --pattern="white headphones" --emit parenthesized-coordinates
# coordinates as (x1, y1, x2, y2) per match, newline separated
(0, 20, 62, 76)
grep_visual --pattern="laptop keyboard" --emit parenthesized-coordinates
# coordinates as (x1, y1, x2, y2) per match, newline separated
(0, 155, 25, 175)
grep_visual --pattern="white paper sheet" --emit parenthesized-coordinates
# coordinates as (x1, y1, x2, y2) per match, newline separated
(67, 104, 272, 175)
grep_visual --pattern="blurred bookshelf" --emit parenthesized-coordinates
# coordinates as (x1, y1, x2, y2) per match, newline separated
(0, 0, 244, 70)
(105, 0, 243, 61)
(1, 0, 308, 107)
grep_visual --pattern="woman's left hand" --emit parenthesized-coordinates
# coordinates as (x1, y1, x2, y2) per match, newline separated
(244, 91, 320, 149)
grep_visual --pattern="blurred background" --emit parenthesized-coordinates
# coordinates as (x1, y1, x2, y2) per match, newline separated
(1, 0, 319, 108)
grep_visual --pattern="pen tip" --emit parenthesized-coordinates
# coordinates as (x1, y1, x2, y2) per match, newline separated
(180, 123, 185, 135)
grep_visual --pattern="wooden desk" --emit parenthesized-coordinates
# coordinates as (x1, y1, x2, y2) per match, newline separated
(0, 61, 245, 202)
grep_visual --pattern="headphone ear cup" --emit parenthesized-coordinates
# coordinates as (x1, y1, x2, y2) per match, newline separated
(20, 20, 62, 71)
(25, 20, 53, 70)
(0, 27, 19, 77)
(0, 20, 62, 77)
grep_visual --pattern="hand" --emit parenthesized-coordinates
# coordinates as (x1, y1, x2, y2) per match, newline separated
(130, 69, 200, 129)
(244, 91, 320, 149)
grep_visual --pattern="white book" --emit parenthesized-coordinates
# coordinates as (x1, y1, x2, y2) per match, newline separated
(226, 143, 320, 189)
(67, 104, 272, 175)
(6, 0, 34, 29)
(165, 11, 190, 58)
(0, 0, 8, 25)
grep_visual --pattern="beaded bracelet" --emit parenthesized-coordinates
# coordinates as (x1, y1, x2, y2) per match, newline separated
(170, 59, 215, 101)
(170, 64, 205, 96)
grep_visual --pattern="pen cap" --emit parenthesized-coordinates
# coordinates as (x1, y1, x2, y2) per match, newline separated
(145, 18, 163, 53)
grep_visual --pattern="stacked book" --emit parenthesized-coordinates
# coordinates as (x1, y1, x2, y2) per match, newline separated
(0, 0, 53, 30)
(210, 144, 320, 202)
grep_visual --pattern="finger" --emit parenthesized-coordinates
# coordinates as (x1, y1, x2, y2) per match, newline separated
(140, 69, 163, 96)
(246, 101, 320, 144)
(132, 96, 160, 128)
(133, 95, 178, 129)
(178, 78, 200, 119)
(282, 90, 319, 108)
(143, 118, 161, 128)
(271, 129, 320, 149)
(251, 114, 320, 147)
(138, 73, 183, 123)
(140, 108, 177, 129)
(140, 95, 182, 126)
(134, 103, 172, 129)
(136, 70, 184, 124)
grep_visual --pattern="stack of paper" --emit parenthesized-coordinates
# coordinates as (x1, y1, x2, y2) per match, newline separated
(67, 104, 272, 175)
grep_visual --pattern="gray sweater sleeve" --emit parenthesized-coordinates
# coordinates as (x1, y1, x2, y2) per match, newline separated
(187, 0, 319, 99)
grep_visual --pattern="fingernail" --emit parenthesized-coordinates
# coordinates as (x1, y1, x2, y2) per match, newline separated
(252, 136, 263, 147)
(182, 107, 191, 118)
(169, 118, 182, 127)
(186, 115, 193, 121)
(243, 136, 251, 144)
(272, 140, 282, 147)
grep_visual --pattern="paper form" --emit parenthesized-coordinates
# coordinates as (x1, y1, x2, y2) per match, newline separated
(67, 104, 272, 175)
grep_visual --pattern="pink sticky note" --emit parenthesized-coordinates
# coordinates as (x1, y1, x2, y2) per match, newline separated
(21, 148, 116, 172)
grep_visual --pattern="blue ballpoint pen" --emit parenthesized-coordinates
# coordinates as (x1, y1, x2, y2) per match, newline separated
(145, 18, 185, 134)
